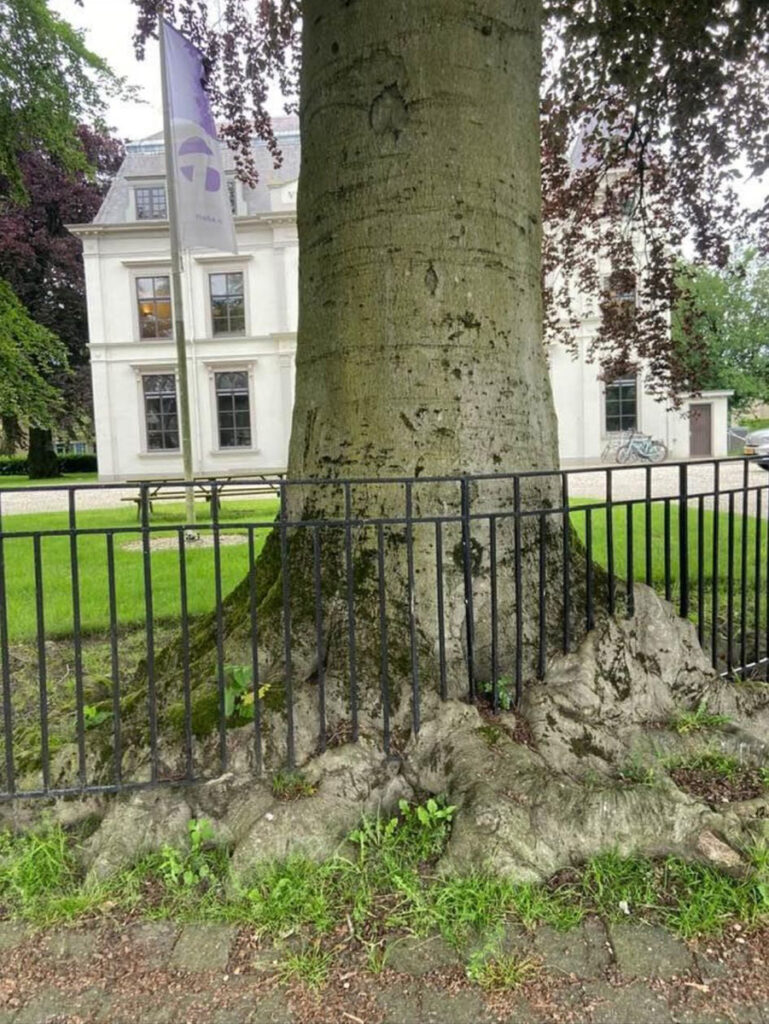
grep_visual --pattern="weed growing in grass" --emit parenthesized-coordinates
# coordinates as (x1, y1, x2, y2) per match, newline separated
(277, 944, 333, 990)
(83, 704, 111, 730)
(670, 700, 731, 735)
(616, 761, 657, 786)
(271, 770, 317, 801)
(664, 751, 740, 778)
(466, 946, 538, 991)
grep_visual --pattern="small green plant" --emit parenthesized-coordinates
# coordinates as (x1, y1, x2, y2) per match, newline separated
(617, 761, 657, 786)
(271, 769, 316, 801)
(665, 751, 740, 779)
(83, 704, 111, 730)
(157, 818, 218, 890)
(670, 699, 731, 735)
(277, 944, 333, 990)
(466, 947, 538, 991)
(478, 674, 515, 710)
(222, 665, 273, 722)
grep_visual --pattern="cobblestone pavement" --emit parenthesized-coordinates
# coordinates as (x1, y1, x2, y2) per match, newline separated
(0, 917, 766, 1023)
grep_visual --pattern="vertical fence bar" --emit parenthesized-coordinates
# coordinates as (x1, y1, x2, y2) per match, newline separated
(460, 477, 476, 701)
(248, 527, 263, 775)
(343, 482, 359, 742)
(33, 535, 50, 792)
(711, 462, 721, 669)
(177, 529, 193, 781)
(679, 463, 690, 619)
(211, 483, 228, 773)
(727, 491, 735, 677)
(697, 496, 705, 649)
(538, 513, 547, 680)
(740, 461, 749, 672)
(69, 490, 87, 787)
(0, 493, 13, 795)
(376, 523, 391, 754)
(435, 520, 447, 701)
(606, 469, 615, 614)
(279, 480, 295, 768)
(645, 465, 653, 586)
(405, 482, 420, 734)
(663, 499, 672, 602)
(106, 533, 122, 787)
(754, 488, 762, 670)
(586, 507, 594, 631)
(513, 476, 524, 705)
(626, 503, 635, 618)
(312, 527, 327, 753)
(561, 473, 571, 654)
(489, 515, 499, 711)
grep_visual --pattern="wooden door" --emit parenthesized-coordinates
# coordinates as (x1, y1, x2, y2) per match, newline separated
(689, 403, 712, 457)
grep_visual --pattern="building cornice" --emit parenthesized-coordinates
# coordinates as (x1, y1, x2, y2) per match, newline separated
(67, 211, 296, 237)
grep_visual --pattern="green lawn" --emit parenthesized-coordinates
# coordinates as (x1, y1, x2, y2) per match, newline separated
(0, 498, 279, 641)
(569, 497, 766, 602)
(0, 474, 99, 489)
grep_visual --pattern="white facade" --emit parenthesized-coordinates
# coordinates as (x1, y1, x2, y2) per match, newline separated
(72, 122, 300, 482)
(74, 120, 731, 480)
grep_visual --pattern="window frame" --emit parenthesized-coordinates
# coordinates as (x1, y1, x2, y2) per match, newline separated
(603, 374, 639, 436)
(133, 185, 168, 221)
(205, 362, 258, 454)
(135, 274, 173, 341)
(139, 370, 181, 454)
(208, 269, 248, 338)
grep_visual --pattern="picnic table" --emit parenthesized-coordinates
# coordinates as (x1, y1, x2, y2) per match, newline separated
(121, 472, 286, 519)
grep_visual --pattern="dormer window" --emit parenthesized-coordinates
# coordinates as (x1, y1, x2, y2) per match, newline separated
(135, 186, 167, 220)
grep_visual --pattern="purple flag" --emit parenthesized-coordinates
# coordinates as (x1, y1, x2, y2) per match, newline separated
(161, 19, 237, 253)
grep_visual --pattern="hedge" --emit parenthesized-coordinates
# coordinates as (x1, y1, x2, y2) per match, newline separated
(0, 453, 98, 476)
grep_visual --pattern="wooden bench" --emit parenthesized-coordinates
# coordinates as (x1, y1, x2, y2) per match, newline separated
(121, 473, 286, 520)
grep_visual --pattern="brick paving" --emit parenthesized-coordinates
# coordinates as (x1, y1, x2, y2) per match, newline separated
(0, 918, 767, 1023)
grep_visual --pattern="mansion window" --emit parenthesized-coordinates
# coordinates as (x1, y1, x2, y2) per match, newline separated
(143, 374, 179, 450)
(209, 272, 246, 336)
(602, 269, 637, 309)
(136, 276, 172, 339)
(215, 371, 252, 448)
(605, 375, 637, 433)
(135, 186, 167, 220)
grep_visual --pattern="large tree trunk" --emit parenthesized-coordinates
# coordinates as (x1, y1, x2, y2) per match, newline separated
(26, 427, 60, 479)
(134, 0, 574, 771)
(290, 0, 558, 488)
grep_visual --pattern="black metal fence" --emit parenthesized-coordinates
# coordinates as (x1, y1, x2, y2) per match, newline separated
(1, 456, 768, 802)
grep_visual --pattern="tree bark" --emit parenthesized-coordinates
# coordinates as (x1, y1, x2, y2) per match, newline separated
(26, 428, 60, 479)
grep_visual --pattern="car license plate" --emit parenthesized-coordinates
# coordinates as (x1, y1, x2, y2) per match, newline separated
(745, 446, 757, 455)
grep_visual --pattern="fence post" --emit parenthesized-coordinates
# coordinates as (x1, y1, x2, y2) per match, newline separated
(460, 476, 476, 701)
(679, 462, 689, 619)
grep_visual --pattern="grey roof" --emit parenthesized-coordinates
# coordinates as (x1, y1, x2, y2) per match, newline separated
(94, 116, 300, 224)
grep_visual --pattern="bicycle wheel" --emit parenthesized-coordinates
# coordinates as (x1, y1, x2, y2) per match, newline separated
(648, 441, 667, 462)
(616, 444, 633, 464)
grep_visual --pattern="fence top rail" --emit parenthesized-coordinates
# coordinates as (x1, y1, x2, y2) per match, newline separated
(0, 455, 764, 498)
(0, 480, 766, 539)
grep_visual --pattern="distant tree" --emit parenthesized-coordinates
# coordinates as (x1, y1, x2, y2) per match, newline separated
(0, 126, 125, 463)
(0, 279, 68, 440)
(0, 0, 122, 200)
(672, 252, 769, 415)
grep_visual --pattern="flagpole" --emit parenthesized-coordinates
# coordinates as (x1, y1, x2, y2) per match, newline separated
(159, 15, 196, 528)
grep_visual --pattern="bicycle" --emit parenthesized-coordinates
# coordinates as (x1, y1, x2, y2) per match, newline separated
(615, 432, 667, 463)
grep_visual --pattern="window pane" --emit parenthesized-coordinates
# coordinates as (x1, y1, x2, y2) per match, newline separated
(154, 277, 171, 298)
(136, 277, 154, 299)
(209, 274, 228, 296)
(227, 273, 244, 295)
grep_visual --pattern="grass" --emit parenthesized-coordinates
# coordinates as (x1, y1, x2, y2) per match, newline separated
(2, 804, 769, 956)
(466, 949, 539, 991)
(271, 770, 317, 801)
(739, 418, 769, 432)
(0, 498, 278, 641)
(0, 473, 99, 489)
(670, 699, 732, 735)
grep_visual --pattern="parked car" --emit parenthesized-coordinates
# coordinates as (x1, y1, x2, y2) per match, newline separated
(743, 428, 769, 469)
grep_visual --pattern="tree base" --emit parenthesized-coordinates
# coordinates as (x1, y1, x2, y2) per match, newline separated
(7, 585, 769, 885)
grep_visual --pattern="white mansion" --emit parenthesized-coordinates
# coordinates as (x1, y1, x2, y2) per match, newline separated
(73, 118, 731, 482)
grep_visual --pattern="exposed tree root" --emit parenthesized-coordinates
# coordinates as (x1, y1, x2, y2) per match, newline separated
(60, 585, 769, 886)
